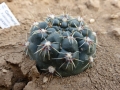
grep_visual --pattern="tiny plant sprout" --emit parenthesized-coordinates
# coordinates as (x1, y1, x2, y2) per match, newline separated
(26, 13, 97, 77)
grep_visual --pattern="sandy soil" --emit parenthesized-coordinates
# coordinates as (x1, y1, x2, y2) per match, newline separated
(0, 0, 120, 90)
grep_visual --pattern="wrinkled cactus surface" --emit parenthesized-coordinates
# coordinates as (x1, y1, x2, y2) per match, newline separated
(25, 14, 97, 77)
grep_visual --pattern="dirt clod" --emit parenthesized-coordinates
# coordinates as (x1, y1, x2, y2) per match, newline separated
(86, 0, 100, 11)
(28, 65, 40, 79)
(111, 28, 120, 38)
(23, 81, 41, 90)
(20, 58, 35, 76)
(13, 82, 26, 90)
(0, 56, 7, 67)
(111, 0, 120, 8)
(0, 69, 13, 87)
(5, 53, 23, 64)
(110, 14, 119, 19)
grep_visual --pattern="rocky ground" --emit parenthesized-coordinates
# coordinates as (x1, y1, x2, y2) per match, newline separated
(0, 0, 120, 90)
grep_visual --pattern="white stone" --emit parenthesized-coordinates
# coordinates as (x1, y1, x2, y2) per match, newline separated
(89, 19, 95, 23)
(2, 69, 7, 73)
(43, 76, 48, 83)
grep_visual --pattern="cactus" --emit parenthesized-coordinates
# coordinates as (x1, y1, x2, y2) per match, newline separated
(25, 14, 97, 77)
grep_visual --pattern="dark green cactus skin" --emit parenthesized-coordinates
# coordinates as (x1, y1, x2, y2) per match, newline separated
(25, 15, 97, 77)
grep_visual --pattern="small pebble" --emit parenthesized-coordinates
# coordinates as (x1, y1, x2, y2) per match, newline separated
(42, 85, 45, 88)
(2, 69, 7, 73)
(43, 76, 48, 83)
(110, 14, 119, 19)
(89, 19, 95, 23)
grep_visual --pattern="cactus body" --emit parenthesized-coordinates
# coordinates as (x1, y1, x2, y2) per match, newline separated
(25, 14, 97, 77)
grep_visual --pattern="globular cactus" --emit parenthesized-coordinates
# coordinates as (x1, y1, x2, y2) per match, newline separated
(25, 14, 97, 77)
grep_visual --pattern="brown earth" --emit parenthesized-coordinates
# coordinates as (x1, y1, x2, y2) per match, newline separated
(0, 0, 120, 90)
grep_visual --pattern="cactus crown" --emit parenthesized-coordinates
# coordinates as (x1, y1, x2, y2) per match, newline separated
(25, 14, 97, 77)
